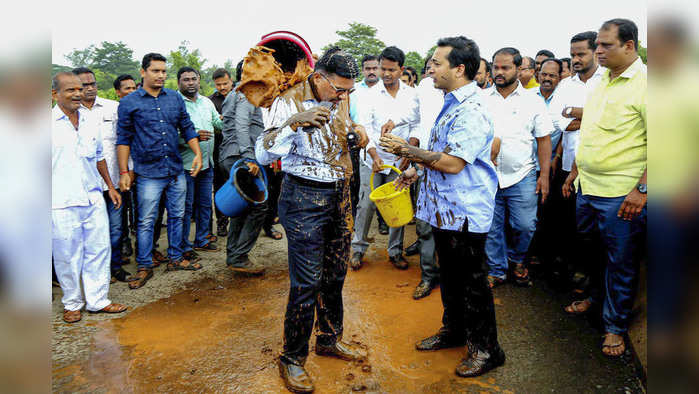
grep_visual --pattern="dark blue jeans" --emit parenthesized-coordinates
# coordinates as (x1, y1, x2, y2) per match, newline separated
(278, 174, 351, 365)
(183, 167, 214, 251)
(103, 191, 123, 271)
(135, 173, 187, 269)
(576, 190, 646, 334)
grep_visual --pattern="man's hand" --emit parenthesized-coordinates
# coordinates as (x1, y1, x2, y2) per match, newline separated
(353, 124, 369, 148)
(393, 166, 418, 191)
(108, 187, 122, 209)
(285, 106, 331, 131)
(551, 155, 560, 177)
(536, 175, 549, 204)
(198, 130, 213, 141)
(119, 173, 132, 191)
(562, 171, 577, 199)
(191, 154, 203, 177)
(617, 188, 647, 221)
(379, 133, 408, 155)
(246, 161, 260, 176)
(372, 156, 385, 173)
(398, 158, 410, 171)
(381, 120, 396, 136)
(491, 137, 501, 166)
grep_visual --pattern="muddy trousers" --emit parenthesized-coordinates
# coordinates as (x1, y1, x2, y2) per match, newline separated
(279, 174, 350, 365)
(433, 227, 501, 353)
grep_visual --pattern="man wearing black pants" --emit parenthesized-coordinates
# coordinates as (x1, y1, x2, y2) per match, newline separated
(381, 36, 504, 377)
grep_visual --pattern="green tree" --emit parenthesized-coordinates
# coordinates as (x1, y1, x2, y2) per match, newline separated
(404, 51, 425, 82)
(322, 22, 386, 79)
(64, 45, 96, 68)
(167, 41, 214, 96)
(91, 41, 140, 78)
(638, 42, 647, 64)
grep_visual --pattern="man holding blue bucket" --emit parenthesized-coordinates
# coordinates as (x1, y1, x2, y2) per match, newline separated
(255, 47, 368, 393)
(380, 36, 505, 378)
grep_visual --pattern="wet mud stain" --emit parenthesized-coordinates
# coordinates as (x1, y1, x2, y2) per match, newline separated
(53, 250, 512, 393)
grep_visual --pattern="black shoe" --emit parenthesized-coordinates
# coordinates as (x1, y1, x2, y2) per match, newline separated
(111, 268, 133, 282)
(183, 250, 201, 262)
(389, 254, 408, 270)
(315, 341, 366, 361)
(278, 358, 314, 393)
(229, 259, 265, 276)
(350, 252, 363, 271)
(416, 329, 467, 351)
(121, 240, 133, 257)
(193, 242, 218, 252)
(378, 222, 389, 235)
(217, 218, 229, 237)
(405, 240, 420, 256)
(412, 280, 436, 300)
(455, 347, 505, 377)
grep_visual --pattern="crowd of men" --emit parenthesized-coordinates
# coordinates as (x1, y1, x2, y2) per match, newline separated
(52, 16, 646, 393)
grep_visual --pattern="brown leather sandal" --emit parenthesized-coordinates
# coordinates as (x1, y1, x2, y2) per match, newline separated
(129, 268, 153, 289)
(90, 303, 128, 314)
(63, 309, 82, 323)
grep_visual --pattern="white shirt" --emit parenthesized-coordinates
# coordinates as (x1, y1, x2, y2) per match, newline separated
(482, 81, 554, 188)
(356, 80, 420, 174)
(558, 65, 605, 171)
(413, 77, 444, 149)
(349, 79, 377, 123)
(80, 96, 132, 190)
(52, 105, 105, 209)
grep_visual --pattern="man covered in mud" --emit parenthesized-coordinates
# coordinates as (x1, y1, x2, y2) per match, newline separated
(380, 36, 506, 377)
(255, 47, 368, 393)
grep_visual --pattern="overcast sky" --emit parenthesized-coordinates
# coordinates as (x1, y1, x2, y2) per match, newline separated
(52, 0, 647, 70)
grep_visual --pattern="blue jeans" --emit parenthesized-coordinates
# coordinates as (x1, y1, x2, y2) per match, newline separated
(576, 190, 646, 334)
(183, 167, 214, 251)
(135, 173, 187, 269)
(103, 191, 123, 271)
(485, 170, 538, 279)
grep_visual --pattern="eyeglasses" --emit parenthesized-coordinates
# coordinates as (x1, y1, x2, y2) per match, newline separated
(318, 72, 355, 95)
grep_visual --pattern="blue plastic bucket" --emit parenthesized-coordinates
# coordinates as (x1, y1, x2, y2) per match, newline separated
(215, 159, 268, 217)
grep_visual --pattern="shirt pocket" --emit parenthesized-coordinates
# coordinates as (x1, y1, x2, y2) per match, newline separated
(78, 135, 98, 159)
(596, 100, 624, 131)
(139, 144, 164, 163)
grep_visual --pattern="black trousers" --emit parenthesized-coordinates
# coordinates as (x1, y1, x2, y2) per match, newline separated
(262, 165, 283, 231)
(279, 175, 350, 365)
(433, 226, 501, 353)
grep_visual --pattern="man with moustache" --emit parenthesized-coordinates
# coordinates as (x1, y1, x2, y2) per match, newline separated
(209, 68, 234, 236)
(52, 72, 128, 323)
(351, 46, 419, 271)
(534, 49, 555, 79)
(562, 19, 647, 357)
(380, 35, 505, 377)
(475, 58, 492, 89)
(518, 56, 539, 89)
(255, 47, 368, 393)
(482, 47, 553, 288)
(117, 53, 204, 289)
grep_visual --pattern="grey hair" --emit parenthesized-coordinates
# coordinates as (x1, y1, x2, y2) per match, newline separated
(52, 71, 75, 91)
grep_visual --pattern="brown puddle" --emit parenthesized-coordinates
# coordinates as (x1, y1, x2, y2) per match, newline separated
(53, 250, 513, 393)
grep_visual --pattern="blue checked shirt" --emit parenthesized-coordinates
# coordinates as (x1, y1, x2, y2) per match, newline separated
(417, 82, 499, 233)
(116, 87, 199, 177)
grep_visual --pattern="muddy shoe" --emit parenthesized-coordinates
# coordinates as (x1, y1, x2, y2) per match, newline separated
(229, 259, 265, 276)
(412, 280, 436, 300)
(389, 254, 409, 270)
(378, 222, 389, 235)
(315, 341, 366, 362)
(350, 252, 363, 271)
(455, 347, 505, 378)
(278, 358, 314, 393)
(416, 328, 467, 351)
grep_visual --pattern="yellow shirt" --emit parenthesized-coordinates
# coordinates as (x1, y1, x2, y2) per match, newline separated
(576, 57, 646, 197)
(524, 76, 539, 89)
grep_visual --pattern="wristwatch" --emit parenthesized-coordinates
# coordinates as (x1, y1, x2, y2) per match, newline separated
(636, 183, 647, 194)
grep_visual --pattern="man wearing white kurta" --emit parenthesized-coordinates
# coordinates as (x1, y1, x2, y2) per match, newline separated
(51, 72, 127, 323)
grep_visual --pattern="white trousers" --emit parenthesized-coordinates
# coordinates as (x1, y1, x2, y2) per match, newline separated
(52, 199, 111, 312)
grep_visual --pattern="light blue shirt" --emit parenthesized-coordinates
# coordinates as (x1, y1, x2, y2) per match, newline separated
(349, 79, 370, 122)
(52, 105, 105, 209)
(416, 82, 498, 233)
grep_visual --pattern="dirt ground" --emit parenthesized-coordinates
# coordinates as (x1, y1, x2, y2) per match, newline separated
(52, 221, 645, 393)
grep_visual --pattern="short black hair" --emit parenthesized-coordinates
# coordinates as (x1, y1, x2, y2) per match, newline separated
(601, 18, 639, 51)
(379, 46, 406, 67)
(522, 56, 535, 69)
(480, 58, 491, 74)
(141, 52, 167, 71)
(571, 31, 598, 50)
(540, 58, 562, 74)
(71, 67, 94, 76)
(436, 36, 480, 80)
(406, 66, 417, 79)
(535, 49, 555, 59)
(361, 54, 378, 67)
(560, 57, 571, 70)
(236, 60, 244, 82)
(492, 47, 522, 67)
(212, 68, 230, 80)
(402, 70, 412, 77)
(421, 57, 430, 75)
(314, 46, 359, 79)
(113, 74, 135, 91)
(177, 66, 200, 82)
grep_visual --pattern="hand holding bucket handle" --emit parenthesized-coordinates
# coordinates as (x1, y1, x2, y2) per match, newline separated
(231, 158, 268, 188)
(369, 164, 413, 228)
(370, 164, 402, 192)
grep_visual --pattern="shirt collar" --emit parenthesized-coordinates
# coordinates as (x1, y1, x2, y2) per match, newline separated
(571, 65, 606, 84)
(178, 90, 199, 103)
(448, 81, 478, 103)
(379, 79, 408, 94)
(489, 80, 524, 97)
(53, 104, 82, 122)
(619, 57, 644, 79)
(79, 96, 104, 111)
(137, 87, 168, 97)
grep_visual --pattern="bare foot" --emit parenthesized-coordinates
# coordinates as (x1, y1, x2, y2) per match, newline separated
(602, 333, 625, 357)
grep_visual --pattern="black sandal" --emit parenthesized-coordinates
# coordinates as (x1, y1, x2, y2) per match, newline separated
(166, 259, 203, 272)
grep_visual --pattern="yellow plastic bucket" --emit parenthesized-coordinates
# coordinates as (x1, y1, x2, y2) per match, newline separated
(369, 165, 414, 228)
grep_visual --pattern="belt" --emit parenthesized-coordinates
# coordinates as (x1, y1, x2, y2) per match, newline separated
(286, 174, 343, 190)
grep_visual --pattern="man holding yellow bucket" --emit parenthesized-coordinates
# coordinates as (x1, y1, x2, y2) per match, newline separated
(380, 36, 505, 377)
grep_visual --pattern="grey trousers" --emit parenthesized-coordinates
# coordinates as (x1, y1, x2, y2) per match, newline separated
(221, 156, 267, 266)
(351, 164, 404, 257)
(414, 171, 438, 283)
